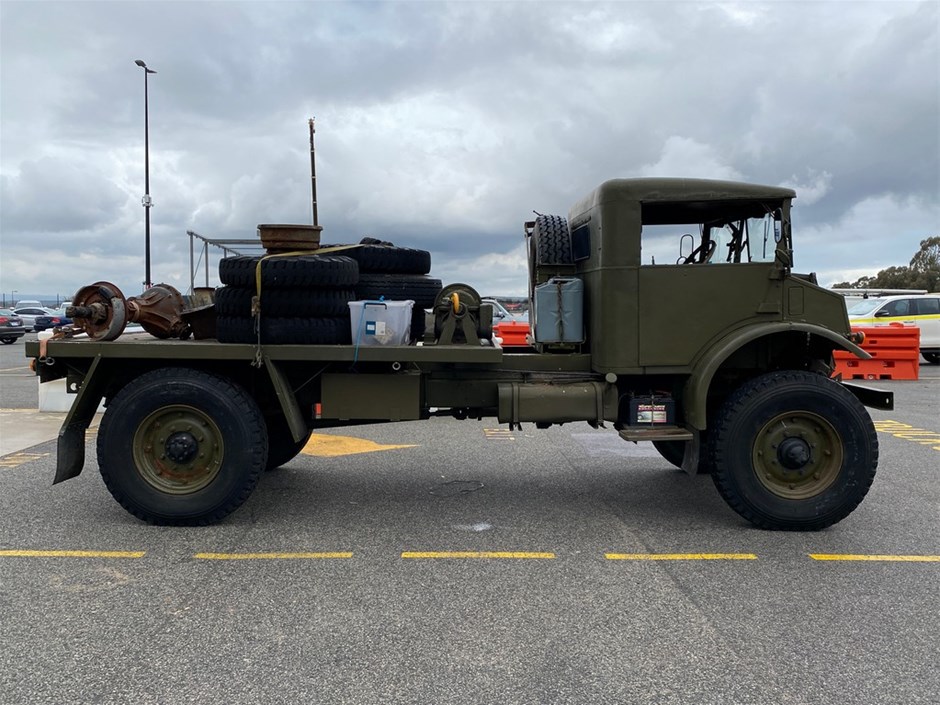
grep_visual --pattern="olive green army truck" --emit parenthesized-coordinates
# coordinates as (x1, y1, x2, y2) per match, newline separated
(27, 177, 892, 530)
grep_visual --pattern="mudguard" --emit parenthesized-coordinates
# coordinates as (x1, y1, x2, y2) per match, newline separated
(54, 355, 108, 483)
(683, 322, 870, 430)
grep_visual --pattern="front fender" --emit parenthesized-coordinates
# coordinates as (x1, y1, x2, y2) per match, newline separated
(683, 322, 870, 430)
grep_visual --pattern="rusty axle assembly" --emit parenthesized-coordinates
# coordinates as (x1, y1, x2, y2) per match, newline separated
(66, 282, 190, 341)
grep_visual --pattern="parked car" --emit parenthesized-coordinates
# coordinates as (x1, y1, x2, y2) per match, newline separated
(848, 293, 940, 364)
(483, 298, 531, 346)
(12, 306, 52, 332)
(482, 298, 526, 322)
(0, 308, 27, 344)
(12, 299, 45, 309)
(34, 310, 73, 332)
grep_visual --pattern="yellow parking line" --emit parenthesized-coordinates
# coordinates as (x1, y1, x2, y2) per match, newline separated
(605, 553, 757, 560)
(483, 428, 516, 441)
(194, 552, 353, 560)
(401, 551, 554, 559)
(0, 452, 50, 468)
(809, 554, 940, 562)
(0, 550, 145, 558)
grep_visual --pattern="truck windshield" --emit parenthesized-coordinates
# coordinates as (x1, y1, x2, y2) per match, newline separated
(641, 207, 785, 265)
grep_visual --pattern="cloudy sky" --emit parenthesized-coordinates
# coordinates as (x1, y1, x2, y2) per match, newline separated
(1, 0, 937, 304)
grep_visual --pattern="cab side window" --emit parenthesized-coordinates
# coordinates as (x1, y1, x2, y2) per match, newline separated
(915, 298, 940, 315)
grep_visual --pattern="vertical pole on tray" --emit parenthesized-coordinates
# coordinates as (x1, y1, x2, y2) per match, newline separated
(309, 118, 318, 227)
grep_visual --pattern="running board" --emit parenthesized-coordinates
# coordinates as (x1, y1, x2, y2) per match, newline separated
(618, 426, 693, 442)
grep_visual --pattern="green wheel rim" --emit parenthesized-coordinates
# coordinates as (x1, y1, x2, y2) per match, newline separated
(752, 411, 843, 500)
(132, 405, 224, 494)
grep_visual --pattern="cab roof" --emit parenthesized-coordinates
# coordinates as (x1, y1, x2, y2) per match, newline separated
(572, 178, 797, 226)
(595, 178, 796, 203)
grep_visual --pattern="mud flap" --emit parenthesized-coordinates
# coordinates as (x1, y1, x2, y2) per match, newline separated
(53, 355, 107, 484)
(680, 430, 701, 476)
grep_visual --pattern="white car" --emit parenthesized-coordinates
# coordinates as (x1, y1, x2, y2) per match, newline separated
(847, 293, 940, 364)
(12, 306, 53, 332)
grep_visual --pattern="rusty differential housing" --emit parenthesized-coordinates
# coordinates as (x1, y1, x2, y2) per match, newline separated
(67, 282, 190, 341)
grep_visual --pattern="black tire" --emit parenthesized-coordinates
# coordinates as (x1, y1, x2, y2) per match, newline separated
(923, 352, 940, 365)
(708, 370, 878, 531)
(219, 255, 358, 288)
(323, 243, 432, 275)
(265, 415, 312, 471)
(215, 286, 355, 318)
(216, 316, 352, 345)
(532, 214, 573, 266)
(652, 438, 713, 474)
(355, 273, 443, 309)
(1, 338, 15, 345)
(96, 368, 267, 525)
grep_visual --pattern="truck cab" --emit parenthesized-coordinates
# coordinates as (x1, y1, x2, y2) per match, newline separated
(528, 178, 863, 429)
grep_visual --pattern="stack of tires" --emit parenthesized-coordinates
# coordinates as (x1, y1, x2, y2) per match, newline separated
(214, 239, 441, 345)
(337, 239, 441, 342)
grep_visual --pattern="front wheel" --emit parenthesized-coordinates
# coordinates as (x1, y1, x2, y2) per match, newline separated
(97, 368, 268, 525)
(1, 338, 15, 345)
(708, 371, 878, 530)
(923, 352, 940, 365)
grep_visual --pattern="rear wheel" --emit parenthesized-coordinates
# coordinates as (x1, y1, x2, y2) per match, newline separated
(708, 371, 878, 530)
(97, 368, 267, 525)
(923, 352, 940, 365)
(1, 338, 14, 345)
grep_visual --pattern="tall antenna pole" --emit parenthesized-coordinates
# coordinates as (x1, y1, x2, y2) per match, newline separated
(309, 118, 318, 227)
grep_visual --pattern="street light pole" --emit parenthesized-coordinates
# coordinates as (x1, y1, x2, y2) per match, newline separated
(135, 59, 156, 290)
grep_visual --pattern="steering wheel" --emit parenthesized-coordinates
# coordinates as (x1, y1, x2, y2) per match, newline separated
(679, 239, 717, 265)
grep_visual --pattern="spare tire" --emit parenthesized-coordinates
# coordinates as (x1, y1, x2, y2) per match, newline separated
(216, 316, 351, 345)
(215, 286, 355, 318)
(323, 243, 431, 275)
(219, 255, 358, 289)
(355, 273, 443, 309)
(532, 215, 573, 266)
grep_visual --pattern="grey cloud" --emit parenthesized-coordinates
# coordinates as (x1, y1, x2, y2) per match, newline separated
(1, 1, 937, 298)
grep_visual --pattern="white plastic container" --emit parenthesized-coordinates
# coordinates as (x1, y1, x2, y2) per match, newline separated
(348, 300, 415, 346)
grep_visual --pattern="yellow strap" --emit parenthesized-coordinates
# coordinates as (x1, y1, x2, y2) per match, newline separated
(249, 244, 364, 364)
(253, 244, 363, 299)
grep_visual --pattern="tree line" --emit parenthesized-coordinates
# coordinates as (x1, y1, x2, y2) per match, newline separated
(832, 236, 940, 292)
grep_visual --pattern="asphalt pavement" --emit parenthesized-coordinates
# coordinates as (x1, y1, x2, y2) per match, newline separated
(1, 332, 938, 705)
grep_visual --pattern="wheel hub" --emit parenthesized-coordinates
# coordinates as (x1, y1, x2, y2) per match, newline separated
(753, 411, 843, 500)
(777, 437, 811, 470)
(132, 405, 224, 494)
(165, 431, 199, 464)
